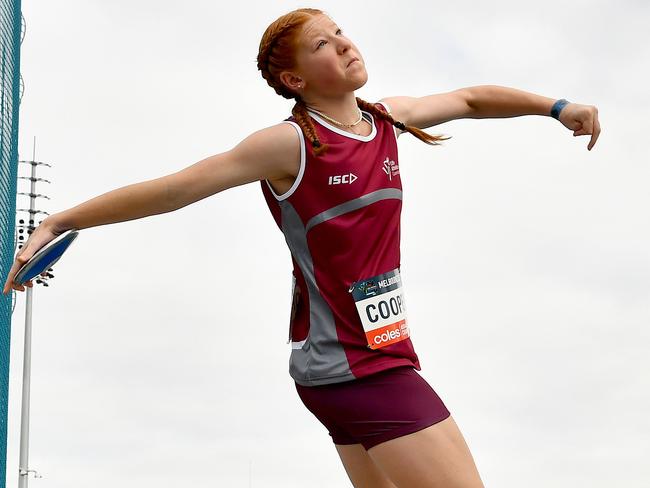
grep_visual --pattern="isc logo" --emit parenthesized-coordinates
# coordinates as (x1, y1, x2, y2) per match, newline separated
(328, 173, 357, 185)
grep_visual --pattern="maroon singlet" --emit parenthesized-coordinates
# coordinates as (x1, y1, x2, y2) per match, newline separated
(260, 101, 420, 386)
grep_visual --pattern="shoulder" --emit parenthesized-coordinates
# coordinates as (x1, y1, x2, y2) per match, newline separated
(377, 97, 412, 124)
(251, 120, 301, 146)
(379, 91, 473, 129)
(376, 98, 409, 137)
(230, 121, 303, 181)
(239, 121, 302, 158)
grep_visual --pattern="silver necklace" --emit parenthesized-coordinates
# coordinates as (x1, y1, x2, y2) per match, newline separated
(307, 107, 364, 128)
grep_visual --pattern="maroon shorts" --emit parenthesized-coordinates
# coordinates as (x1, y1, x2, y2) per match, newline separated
(295, 366, 451, 450)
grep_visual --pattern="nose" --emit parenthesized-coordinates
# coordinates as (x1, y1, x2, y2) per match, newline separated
(337, 36, 352, 54)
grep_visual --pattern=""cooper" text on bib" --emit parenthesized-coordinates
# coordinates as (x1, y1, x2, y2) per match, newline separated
(349, 267, 410, 349)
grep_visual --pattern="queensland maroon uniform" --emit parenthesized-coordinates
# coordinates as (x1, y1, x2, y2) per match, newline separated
(260, 102, 420, 386)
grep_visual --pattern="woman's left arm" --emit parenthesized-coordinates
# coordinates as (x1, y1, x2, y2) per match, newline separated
(382, 85, 601, 151)
(464, 85, 601, 151)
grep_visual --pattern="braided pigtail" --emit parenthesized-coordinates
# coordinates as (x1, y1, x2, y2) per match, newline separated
(292, 98, 329, 157)
(355, 97, 452, 146)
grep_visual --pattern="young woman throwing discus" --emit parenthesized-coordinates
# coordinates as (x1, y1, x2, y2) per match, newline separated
(4, 7, 601, 488)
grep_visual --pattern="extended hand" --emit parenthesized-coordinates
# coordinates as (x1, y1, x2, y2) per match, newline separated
(2, 218, 62, 295)
(559, 102, 601, 151)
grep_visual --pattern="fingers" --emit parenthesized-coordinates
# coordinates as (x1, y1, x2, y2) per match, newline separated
(2, 268, 19, 295)
(2, 251, 33, 295)
(2, 239, 42, 294)
(2, 224, 60, 295)
(2, 257, 26, 295)
(588, 116, 601, 151)
(1, 279, 31, 294)
(572, 107, 601, 151)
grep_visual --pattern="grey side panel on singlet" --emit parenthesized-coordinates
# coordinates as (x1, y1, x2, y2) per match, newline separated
(279, 199, 356, 386)
(280, 188, 405, 386)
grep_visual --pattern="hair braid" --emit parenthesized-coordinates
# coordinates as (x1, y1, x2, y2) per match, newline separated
(292, 98, 329, 157)
(355, 97, 451, 146)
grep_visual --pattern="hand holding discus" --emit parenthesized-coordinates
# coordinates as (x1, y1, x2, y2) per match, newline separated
(2, 220, 79, 295)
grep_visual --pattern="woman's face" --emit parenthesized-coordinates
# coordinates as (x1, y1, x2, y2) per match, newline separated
(286, 15, 368, 98)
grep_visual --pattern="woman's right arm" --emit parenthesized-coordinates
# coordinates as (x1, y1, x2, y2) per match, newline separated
(54, 122, 298, 230)
(3, 122, 299, 294)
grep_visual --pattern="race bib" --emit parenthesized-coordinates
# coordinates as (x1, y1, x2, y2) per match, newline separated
(348, 267, 410, 349)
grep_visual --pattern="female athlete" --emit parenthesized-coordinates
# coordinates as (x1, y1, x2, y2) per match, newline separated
(3, 7, 600, 488)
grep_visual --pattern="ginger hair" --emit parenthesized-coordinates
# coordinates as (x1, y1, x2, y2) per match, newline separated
(256, 8, 451, 157)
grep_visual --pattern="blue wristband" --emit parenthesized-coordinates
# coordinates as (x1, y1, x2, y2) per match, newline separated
(551, 99, 569, 119)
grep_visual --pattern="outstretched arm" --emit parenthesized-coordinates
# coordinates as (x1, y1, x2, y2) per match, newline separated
(2, 122, 298, 294)
(380, 85, 601, 151)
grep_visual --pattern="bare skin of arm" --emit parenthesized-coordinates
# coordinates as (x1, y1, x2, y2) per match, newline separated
(382, 85, 600, 150)
(2, 122, 299, 294)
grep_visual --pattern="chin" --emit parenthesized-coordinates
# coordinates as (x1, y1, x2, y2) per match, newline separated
(352, 74, 368, 91)
(353, 79, 368, 91)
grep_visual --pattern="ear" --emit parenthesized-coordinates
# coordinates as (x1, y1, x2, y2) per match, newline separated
(279, 71, 303, 92)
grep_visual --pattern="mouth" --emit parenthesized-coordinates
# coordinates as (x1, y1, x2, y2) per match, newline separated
(347, 58, 359, 67)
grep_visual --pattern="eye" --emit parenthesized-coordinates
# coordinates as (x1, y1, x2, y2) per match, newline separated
(316, 29, 343, 49)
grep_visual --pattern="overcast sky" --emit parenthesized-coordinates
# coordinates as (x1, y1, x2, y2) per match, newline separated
(6, 0, 649, 486)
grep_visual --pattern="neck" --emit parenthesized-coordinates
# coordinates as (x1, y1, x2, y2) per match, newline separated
(302, 92, 360, 124)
